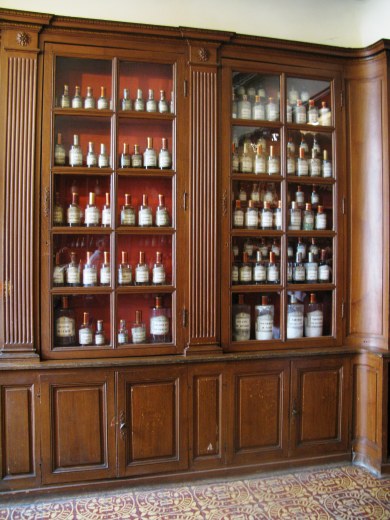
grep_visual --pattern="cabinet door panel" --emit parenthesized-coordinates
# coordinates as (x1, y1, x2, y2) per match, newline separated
(290, 357, 350, 457)
(188, 365, 226, 469)
(228, 360, 290, 465)
(40, 371, 115, 484)
(117, 366, 188, 477)
(0, 373, 40, 491)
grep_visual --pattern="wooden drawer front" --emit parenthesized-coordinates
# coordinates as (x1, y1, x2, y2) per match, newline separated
(40, 371, 115, 484)
(118, 367, 188, 477)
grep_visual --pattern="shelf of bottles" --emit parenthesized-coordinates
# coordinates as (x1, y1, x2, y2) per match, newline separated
(228, 72, 336, 348)
(50, 55, 176, 353)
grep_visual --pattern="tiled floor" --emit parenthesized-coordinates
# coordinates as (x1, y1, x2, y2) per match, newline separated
(1, 465, 389, 519)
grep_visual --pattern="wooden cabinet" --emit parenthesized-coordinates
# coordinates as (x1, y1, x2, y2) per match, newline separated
(40, 370, 116, 484)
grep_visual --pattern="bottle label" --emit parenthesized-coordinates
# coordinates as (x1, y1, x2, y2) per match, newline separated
(118, 332, 128, 344)
(53, 206, 64, 225)
(303, 215, 314, 229)
(235, 313, 250, 331)
(118, 268, 132, 284)
(310, 160, 321, 177)
(153, 266, 166, 284)
(322, 161, 332, 178)
(121, 209, 136, 226)
(95, 333, 105, 346)
(84, 97, 95, 109)
(100, 266, 111, 284)
(121, 155, 131, 168)
(266, 105, 278, 121)
(56, 316, 75, 338)
(144, 149, 157, 168)
(233, 211, 244, 227)
(297, 244, 306, 260)
(150, 315, 169, 335)
(79, 328, 92, 345)
(311, 193, 320, 206)
(275, 211, 282, 228)
(135, 265, 149, 283)
(55, 146, 66, 165)
(272, 244, 280, 256)
(294, 265, 305, 281)
(238, 105, 251, 119)
(232, 155, 239, 172)
(158, 101, 169, 113)
(60, 96, 70, 109)
(102, 208, 111, 226)
(251, 191, 260, 202)
(253, 264, 266, 282)
(156, 209, 170, 227)
(72, 97, 82, 109)
(132, 326, 146, 344)
(67, 206, 81, 225)
(98, 155, 109, 168)
(158, 150, 172, 169)
(132, 155, 143, 168)
(296, 192, 305, 205)
(305, 310, 323, 337)
(261, 212, 273, 228)
(319, 264, 330, 281)
(245, 212, 258, 227)
(253, 105, 265, 120)
(97, 98, 109, 110)
(316, 214, 327, 230)
(239, 266, 252, 282)
(308, 111, 318, 124)
(297, 161, 308, 176)
(69, 148, 83, 167)
(53, 266, 64, 284)
(232, 266, 239, 282)
(290, 213, 301, 227)
(85, 206, 100, 225)
(254, 156, 266, 174)
(134, 99, 145, 111)
(87, 154, 97, 167)
(239, 191, 247, 202)
(244, 242, 254, 256)
(268, 157, 279, 174)
(256, 314, 273, 340)
(138, 208, 153, 226)
(305, 264, 318, 281)
(287, 311, 304, 338)
(240, 156, 252, 173)
(83, 267, 97, 285)
(67, 266, 80, 284)
(295, 111, 306, 124)
(287, 158, 295, 174)
(267, 265, 279, 282)
(310, 245, 319, 256)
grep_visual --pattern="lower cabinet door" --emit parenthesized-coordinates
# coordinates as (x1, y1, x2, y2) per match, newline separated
(117, 366, 188, 477)
(40, 370, 116, 484)
(228, 359, 290, 466)
(0, 372, 40, 491)
(290, 356, 351, 458)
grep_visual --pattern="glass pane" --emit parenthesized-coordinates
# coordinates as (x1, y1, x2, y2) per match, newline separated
(286, 290, 333, 338)
(287, 129, 333, 179)
(286, 77, 331, 126)
(232, 292, 281, 342)
(232, 126, 281, 175)
(232, 73, 280, 121)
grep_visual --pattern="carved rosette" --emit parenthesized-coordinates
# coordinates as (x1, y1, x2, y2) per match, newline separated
(16, 31, 31, 47)
(198, 48, 210, 62)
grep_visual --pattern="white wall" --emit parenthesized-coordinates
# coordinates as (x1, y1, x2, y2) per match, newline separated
(1, 0, 389, 48)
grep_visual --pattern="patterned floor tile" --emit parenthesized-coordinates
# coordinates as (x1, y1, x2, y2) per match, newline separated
(245, 473, 308, 502)
(265, 496, 330, 519)
(1, 500, 75, 520)
(134, 487, 202, 519)
(295, 466, 359, 495)
(320, 488, 390, 519)
(200, 503, 269, 520)
(74, 494, 139, 519)
(191, 481, 256, 509)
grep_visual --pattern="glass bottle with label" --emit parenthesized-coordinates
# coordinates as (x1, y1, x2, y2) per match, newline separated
(238, 184, 247, 203)
(83, 251, 98, 287)
(305, 252, 318, 282)
(86, 141, 98, 167)
(266, 96, 279, 121)
(118, 319, 129, 345)
(55, 296, 76, 346)
(53, 192, 64, 226)
(305, 293, 323, 337)
(232, 143, 239, 172)
(288, 85, 299, 105)
(233, 200, 244, 228)
(309, 237, 320, 260)
(146, 88, 157, 112)
(252, 95, 265, 120)
(84, 86, 95, 109)
(98, 143, 109, 168)
(309, 149, 321, 177)
(287, 247, 294, 282)
(267, 251, 279, 284)
(271, 238, 280, 258)
(131, 144, 143, 168)
(79, 312, 93, 346)
(275, 200, 282, 230)
(158, 138, 172, 169)
(308, 99, 318, 125)
(245, 200, 258, 229)
(71, 85, 82, 109)
(311, 185, 320, 209)
(293, 252, 305, 283)
(53, 252, 65, 287)
(287, 294, 304, 339)
(237, 94, 251, 119)
(303, 202, 314, 230)
(158, 89, 169, 113)
(54, 133, 66, 165)
(85, 192, 100, 227)
(94, 320, 106, 346)
(255, 295, 274, 340)
(134, 88, 145, 111)
(315, 205, 327, 230)
(152, 251, 166, 285)
(101, 192, 111, 228)
(150, 296, 170, 343)
(295, 185, 305, 209)
(232, 294, 251, 341)
(118, 251, 132, 286)
(120, 142, 131, 168)
(243, 238, 254, 258)
(135, 251, 149, 285)
(67, 192, 82, 227)
(131, 310, 146, 344)
(299, 136, 309, 155)
(312, 137, 321, 156)
(254, 144, 266, 174)
(319, 249, 331, 283)
(239, 252, 252, 285)
(60, 84, 70, 108)
(287, 149, 296, 176)
(66, 251, 81, 286)
(319, 101, 331, 126)
(297, 236, 307, 260)
(69, 134, 83, 167)
(120, 194, 136, 226)
(260, 201, 273, 230)
(239, 142, 252, 173)
(267, 145, 279, 175)
(97, 86, 109, 110)
(294, 99, 306, 124)
(121, 88, 132, 111)
(322, 149, 332, 178)
(144, 137, 157, 169)
(100, 251, 111, 286)
(155, 193, 170, 227)
(297, 146, 309, 176)
(138, 194, 153, 227)
(289, 201, 301, 230)
(250, 183, 260, 204)
(253, 250, 266, 284)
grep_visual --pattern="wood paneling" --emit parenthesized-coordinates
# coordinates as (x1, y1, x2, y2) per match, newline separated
(40, 371, 115, 484)
(117, 366, 188, 477)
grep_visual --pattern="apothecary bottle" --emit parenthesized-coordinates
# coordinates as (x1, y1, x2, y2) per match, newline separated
(253, 250, 266, 284)
(232, 294, 251, 341)
(158, 138, 172, 169)
(79, 312, 93, 346)
(120, 194, 135, 226)
(158, 89, 169, 113)
(55, 296, 76, 346)
(239, 142, 252, 173)
(118, 251, 132, 286)
(72, 85, 82, 108)
(121, 142, 131, 168)
(118, 319, 129, 345)
(266, 96, 279, 121)
(131, 144, 143, 168)
(100, 251, 111, 286)
(297, 146, 308, 176)
(322, 150, 332, 177)
(155, 194, 170, 227)
(255, 295, 274, 340)
(150, 296, 170, 343)
(266, 251, 279, 284)
(239, 252, 252, 284)
(84, 86, 96, 109)
(53, 192, 64, 226)
(60, 84, 70, 108)
(134, 88, 145, 111)
(94, 320, 106, 346)
(53, 252, 65, 287)
(254, 144, 266, 174)
(287, 294, 304, 339)
(131, 310, 146, 344)
(294, 99, 306, 124)
(319, 249, 331, 282)
(232, 143, 239, 172)
(252, 95, 265, 120)
(102, 192, 111, 227)
(152, 251, 166, 285)
(305, 252, 318, 282)
(83, 251, 97, 287)
(144, 137, 157, 168)
(67, 192, 82, 226)
(245, 200, 258, 229)
(305, 293, 323, 337)
(315, 205, 327, 230)
(303, 203, 314, 230)
(146, 88, 157, 112)
(293, 252, 305, 283)
(69, 134, 83, 167)
(54, 133, 66, 165)
(135, 251, 149, 285)
(86, 141, 98, 167)
(237, 94, 251, 119)
(308, 99, 318, 125)
(85, 192, 100, 227)
(138, 194, 153, 227)
(233, 200, 244, 228)
(267, 145, 279, 175)
(319, 101, 331, 125)
(121, 88, 132, 111)
(275, 200, 282, 230)
(98, 143, 109, 168)
(309, 149, 321, 177)
(66, 252, 81, 286)
(97, 86, 109, 110)
(260, 201, 273, 230)
(289, 201, 301, 230)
